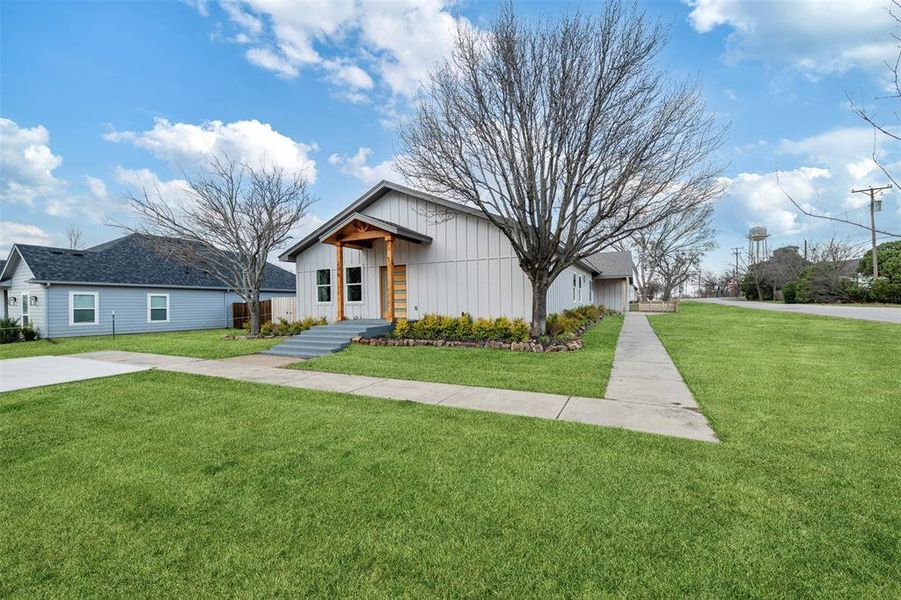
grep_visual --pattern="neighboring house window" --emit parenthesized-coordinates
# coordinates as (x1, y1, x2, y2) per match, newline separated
(572, 274, 577, 302)
(70, 292, 98, 325)
(316, 269, 331, 303)
(346, 266, 363, 302)
(147, 293, 170, 323)
(21, 294, 30, 327)
(588, 283, 593, 303)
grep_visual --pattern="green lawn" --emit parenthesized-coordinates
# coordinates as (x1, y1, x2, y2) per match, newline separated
(0, 328, 281, 360)
(1, 303, 899, 596)
(289, 314, 624, 398)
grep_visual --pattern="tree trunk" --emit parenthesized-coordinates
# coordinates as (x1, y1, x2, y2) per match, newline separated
(248, 293, 261, 336)
(530, 278, 550, 337)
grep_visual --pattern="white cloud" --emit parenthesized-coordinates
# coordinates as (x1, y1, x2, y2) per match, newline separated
(104, 117, 317, 181)
(721, 167, 831, 235)
(0, 118, 64, 206)
(199, 0, 464, 100)
(84, 175, 108, 200)
(686, 0, 896, 77)
(328, 147, 400, 186)
(0, 221, 54, 255)
(113, 166, 193, 210)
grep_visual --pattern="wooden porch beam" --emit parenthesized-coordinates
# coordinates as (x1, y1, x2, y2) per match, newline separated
(335, 241, 345, 321)
(386, 234, 395, 323)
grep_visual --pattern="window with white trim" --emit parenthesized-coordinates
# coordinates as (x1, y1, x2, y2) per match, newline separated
(573, 274, 583, 303)
(572, 274, 577, 302)
(588, 283, 593, 303)
(70, 292, 98, 325)
(316, 269, 331, 303)
(147, 293, 170, 322)
(21, 294, 30, 327)
(346, 266, 363, 302)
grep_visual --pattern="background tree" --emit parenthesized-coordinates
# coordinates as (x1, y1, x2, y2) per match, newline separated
(858, 241, 901, 303)
(795, 238, 861, 303)
(66, 225, 83, 249)
(764, 245, 807, 296)
(399, 1, 725, 335)
(123, 154, 314, 335)
(623, 201, 716, 300)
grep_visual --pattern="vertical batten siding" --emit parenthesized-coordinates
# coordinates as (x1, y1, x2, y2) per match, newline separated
(546, 264, 594, 315)
(594, 279, 628, 313)
(46, 286, 293, 338)
(4, 258, 46, 334)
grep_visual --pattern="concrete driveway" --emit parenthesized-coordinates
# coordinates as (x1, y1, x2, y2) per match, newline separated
(0, 356, 151, 393)
(694, 298, 901, 324)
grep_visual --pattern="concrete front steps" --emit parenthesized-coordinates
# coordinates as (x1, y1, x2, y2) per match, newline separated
(261, 319, 393, 359)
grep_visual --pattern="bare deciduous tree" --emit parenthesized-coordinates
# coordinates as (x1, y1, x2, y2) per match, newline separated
(122, 154, 314, 335)
(621, 201, 716, 300)
(398, 1, 725, 334)
(66, 225, 83, 249)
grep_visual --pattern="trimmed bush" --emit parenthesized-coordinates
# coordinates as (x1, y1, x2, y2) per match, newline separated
(0, 317, 21, 344)
(255, 316, 328, 337)
(393, 313, 533, 343)
(21, 324, 39, 341)
(782, 281, 797, 304)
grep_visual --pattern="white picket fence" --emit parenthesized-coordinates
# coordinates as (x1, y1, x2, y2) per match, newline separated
(270, 296, 297, 322)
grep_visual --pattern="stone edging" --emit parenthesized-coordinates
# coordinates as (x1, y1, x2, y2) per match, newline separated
(353, 317, 602, 353)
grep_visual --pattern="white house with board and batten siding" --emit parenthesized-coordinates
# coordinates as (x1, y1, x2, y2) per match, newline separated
(279, 181, 634, 323)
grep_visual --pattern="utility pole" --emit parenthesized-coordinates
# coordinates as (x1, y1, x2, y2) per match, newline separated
(731, 247, 742, 297)
(851, 184, 891, 278)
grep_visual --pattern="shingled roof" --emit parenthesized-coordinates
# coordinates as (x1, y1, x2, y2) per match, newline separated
(1, 234, 295, 291)
(581, 251, 634, 279)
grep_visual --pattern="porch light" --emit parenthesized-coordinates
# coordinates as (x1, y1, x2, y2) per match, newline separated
(29, 295, 38, 306)
(7, 296, 17, 306)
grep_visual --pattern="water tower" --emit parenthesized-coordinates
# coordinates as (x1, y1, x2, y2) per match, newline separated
(747, 226, 769, 264)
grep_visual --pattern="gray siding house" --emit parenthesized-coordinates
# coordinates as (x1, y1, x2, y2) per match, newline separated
(1, 234, 295, 338)
(279, 181, 633, 322)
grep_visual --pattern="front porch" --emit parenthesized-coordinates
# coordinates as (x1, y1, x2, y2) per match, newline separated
(319, 212, 431, 323)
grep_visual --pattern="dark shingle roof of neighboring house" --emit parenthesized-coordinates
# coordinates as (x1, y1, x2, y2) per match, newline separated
(582, 251, 634, 279)
(1, 234, 295, 291)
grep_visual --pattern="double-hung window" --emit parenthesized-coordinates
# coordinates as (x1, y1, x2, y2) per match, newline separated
(346, 266, 363, 302)
(70, 291, 98, 325)
(147, 293, 170, 322)
(316, 269, 332, 303)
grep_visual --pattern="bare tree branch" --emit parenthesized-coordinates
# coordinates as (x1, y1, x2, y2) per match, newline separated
(65, 225, 83, 249)
(775, 172, 901, 238)
(117, 152, 315, 335)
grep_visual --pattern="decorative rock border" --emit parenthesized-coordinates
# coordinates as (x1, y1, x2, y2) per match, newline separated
(353, 316, 602, 353)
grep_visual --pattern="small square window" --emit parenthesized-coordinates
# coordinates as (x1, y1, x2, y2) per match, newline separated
(148, 294, 169, 322)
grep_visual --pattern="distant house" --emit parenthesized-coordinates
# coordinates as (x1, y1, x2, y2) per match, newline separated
(279, 181, 634, 322)
(0, 234, 295, 338)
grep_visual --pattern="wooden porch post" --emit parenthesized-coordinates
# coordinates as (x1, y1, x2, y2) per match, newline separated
(385, 234, 395, 322)
(335, 241, 345, 321)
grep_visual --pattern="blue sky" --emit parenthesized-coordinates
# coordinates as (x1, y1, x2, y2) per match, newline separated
(2, 0, 900, 271)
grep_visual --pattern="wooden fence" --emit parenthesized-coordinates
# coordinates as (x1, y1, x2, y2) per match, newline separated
(637, 300, 679, 313)
(231, 297, 297, 328)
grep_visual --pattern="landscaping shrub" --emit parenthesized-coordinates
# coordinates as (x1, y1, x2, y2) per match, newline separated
(869, 277, 901, 304)
(21, 324, 39, 341)
(393, 313, 532, 343)
(252, 316, 327, 337)
(796, 264, 852, 304)
(782, 281, 797, 304)
(0, 317, 21, 344)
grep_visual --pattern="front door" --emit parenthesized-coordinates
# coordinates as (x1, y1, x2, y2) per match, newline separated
(379, 264, 407, 320)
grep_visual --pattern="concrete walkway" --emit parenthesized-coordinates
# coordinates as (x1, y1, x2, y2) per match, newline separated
(0, 356, 151, 393)
(695, 297, 901, 324)
(71, 350, 719, 443)
(606, 314, 701, 410)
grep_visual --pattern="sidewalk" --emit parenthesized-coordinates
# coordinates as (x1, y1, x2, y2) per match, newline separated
(75, 349, 718, 443)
